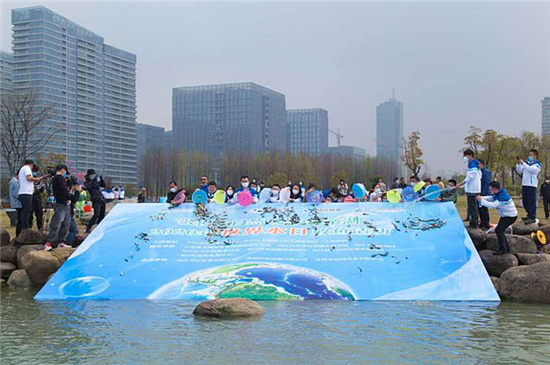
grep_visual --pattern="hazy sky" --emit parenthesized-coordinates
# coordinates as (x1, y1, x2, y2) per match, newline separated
(2, 1, 549, 175)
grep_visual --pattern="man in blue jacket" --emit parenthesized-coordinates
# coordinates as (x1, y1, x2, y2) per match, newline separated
(478, 159, 492, 229)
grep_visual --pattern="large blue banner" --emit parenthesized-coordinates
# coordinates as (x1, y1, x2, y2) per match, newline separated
(35, 202, 499, 301)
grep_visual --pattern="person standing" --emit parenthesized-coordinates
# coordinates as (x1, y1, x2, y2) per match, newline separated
(236, 176, 259, 202)
(478, 159, 492, 229)
(137, 186, 147, 203)
(458, 149, 481, 228)
(338, 180, 349, 196)
(29, 170, 45, 231)
(167, 181, 183, 203)
(17, 160, 44, 233)
(198, 176, 208, 193)
(391, 177, 400, 190)
(515, 149, 541, 224)
(66, 182, 81, 246)
(44, 165, 72, 251)
(84, 169, 106, 233)
(540, 177, 550, 219)
(9, 174, 22, 236)
(477, 181, 518, 255)
(435, 177, 445, 190)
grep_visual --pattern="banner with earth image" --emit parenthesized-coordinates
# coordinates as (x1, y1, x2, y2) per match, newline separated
(35, 202, 499, 301)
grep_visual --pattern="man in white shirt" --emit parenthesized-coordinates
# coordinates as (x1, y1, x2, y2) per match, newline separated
(17, 159, 44, 234)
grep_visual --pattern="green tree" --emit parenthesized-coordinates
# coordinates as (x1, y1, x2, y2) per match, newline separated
(402, 131, 423, 176)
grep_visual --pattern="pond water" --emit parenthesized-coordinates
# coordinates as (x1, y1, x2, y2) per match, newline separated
(1, 287, 549, 364)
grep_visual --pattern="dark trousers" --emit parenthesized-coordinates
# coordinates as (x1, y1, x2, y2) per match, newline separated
(495, 216, 517, 253)
(466, 193, 479, 227)
(15, 208, 23, 236)
(543, 198, 549, 219)
(18, 194, 33, 233)
(87, 200, 106, 230)
(29, 193, 44, 230)
(522, 186, 537, 220)
(67, 218, 78, 245)
(46, 203, 71, 243)
(479, 206, 490, 228)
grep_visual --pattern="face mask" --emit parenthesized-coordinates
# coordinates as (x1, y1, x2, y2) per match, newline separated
(375, 188, 381, 193)
(546, 181, 550, 184)
(463, 157, 469, 163)
(242, 182, 249, 188)
(299, 182, 303, 186)
(227, 189, 234, 195)
(448, 184, 455, 189)
(411, 182, 417, 187)
(528, 157, 534, 162)
(170, 188, 176, 193)
(61, 172, 67, 178)
(292, 189, 299, 195)
(271, 189, 279, 195)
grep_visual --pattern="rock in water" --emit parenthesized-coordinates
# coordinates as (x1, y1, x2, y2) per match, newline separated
(479, 250, 519, 277)
(499, 262, 550, 303)
(7, 269, 33, 287)
(466, 227, 487, 251)
(52, 247, 75, 264)
(17, 244, 45, 269)
(21, 251, 61, 284)
(0, 228, 11, 247)
(485, 235, 537, 254)
(515, 253, 550, 266)
(193, 298, 265, 318)
(0, 262, 17, 280)
(0, 244, 18, 265)
(15, 229, 47, 246)
(511, 221, 539, 236)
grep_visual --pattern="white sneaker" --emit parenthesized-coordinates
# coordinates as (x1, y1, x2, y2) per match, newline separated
(58, 242, 71, 248)
(44, 242, 53, 251)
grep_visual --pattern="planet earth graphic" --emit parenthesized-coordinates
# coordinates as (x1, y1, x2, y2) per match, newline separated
(148, 262, 355, 300)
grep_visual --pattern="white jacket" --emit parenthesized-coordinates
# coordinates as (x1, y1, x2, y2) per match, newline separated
(462, 159, 481, 194)
(515, 160, 541, 188)
(479, 189, 517, 218)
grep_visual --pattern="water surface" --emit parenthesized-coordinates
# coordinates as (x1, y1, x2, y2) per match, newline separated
(1, 286, 549, 364)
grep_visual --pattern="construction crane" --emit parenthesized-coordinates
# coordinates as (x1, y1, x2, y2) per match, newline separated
(329, 128, 344, 147)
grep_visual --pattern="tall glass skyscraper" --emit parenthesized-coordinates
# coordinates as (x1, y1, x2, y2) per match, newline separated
(0, 51, 13, 95)
(287, 108, 329, 156)
(172, 82, 286, 158)
(376, 98, 404, 174)
(542, 97, 550, 136)
(11, 6, 137, 184)
(136, 123, 165, 160)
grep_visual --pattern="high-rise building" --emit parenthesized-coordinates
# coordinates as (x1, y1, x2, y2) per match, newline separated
(287, 108, 329, 156)
(0, 51, 13, 95)
(542, 97, 550, 136)
(163, 130, 173, 154)
(136, 123, 165, 160)
(172, 82, 286, 158)
(376, 97, 404, 173)
(11, 6, 137, 184)
(329, 145, 367, 162)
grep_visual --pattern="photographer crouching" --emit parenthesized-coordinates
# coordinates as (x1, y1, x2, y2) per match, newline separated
(44, 164, 73, 251)
(84, 169, 106, 233)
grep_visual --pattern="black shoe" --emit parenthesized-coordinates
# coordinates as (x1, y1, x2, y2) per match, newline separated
(468, 223, 479, 229)
(493, 250, 509, 256)
(85, 228, 91, 234)
(521, 217, 529, 221)
(524, 219, 536, 225)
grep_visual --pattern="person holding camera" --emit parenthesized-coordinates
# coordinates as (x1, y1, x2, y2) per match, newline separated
(17, 159, 45, 234)
(44, 164, 72, 251)
(84, 169, 106, 233)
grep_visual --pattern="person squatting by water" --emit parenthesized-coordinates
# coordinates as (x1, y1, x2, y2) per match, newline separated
(477, 181, 518, 255)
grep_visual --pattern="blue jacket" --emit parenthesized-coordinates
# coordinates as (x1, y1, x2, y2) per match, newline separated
(9, 177, 22, 209)
(479, 189, 518, 218)
(199, 185, 208, 193)
(236, 187, 259, 198)
(480, 168, 492, 196)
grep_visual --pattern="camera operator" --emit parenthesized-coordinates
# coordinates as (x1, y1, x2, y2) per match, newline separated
(44, 164, 72, 251)
(84, 169, 106, 233)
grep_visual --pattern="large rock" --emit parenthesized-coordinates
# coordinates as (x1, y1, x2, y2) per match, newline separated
(193, 298, 265, 319)
(17, 244, 44, 269)
(52, 247, 75, 264)
(499, 262, 550, 303)
(485, 234, 537, 254)
(479, 250, 519, 277)
(0, 262, 16, 280)
(511, 221, 539, 235)
(21, 251, 61, 284)
(0, 244, 18, 265)
(0, 228, 11, 247)
(72, 235, 85, 247)
(466, 227, 487, 250)
(490, 276, 499, 292)
(515, 253, 550, 266)
(15, 229, 46, 246)
(543, 245, 550, 254)
(7, 269, 33, 287)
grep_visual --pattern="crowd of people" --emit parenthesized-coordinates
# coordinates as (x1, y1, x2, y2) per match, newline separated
(7, 148, 546, 255)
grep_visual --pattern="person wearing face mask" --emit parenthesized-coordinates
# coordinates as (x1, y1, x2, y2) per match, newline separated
(305, 183, 324, 204)
(167, 181, 182, 204)
(478, 159, 492, 229)
(516, 149, 541, 224)
(391, 177, 400, 190)
(409, 176, 419, 188)
(44, 164, 73, 251)
(225, 185, 236, 203)
(289, 183, 303, 203)
(457, 149, 482, 228)
(369, 183, 382, 202)
(540, 177, 550, 219)
(440, 179, 458, 204)
(338, 180, 349, 196)
(269, 184, 281, 203)
(236, 176, 259, 202)
(298, 181, 306, 195)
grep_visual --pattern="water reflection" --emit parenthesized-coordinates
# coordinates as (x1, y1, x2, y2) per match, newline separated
(1, 287, 549, 364)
